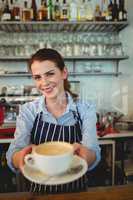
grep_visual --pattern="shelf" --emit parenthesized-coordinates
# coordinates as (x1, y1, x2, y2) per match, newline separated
(0, 55, 129, 61)
(65, 56, 129, 61)
(0, 21, 129, 33)
(0, 73, 31, 77)
(70, 72, 122, 76)
(0, 96, 39, 102)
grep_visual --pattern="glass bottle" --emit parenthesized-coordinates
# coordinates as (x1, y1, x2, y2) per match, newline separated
(118, 0, 127, 21)
(112, 0, 119, 21)
(1, 0, 11, 21)
(94, 4, 101, 21)
(118, 0, 123, 21)
(53, 0, 60, 21)
(69, 0, 78, 21)
(30, 0, 37, 21)
(101, 0, 108, 21)
(38, 0, 48, 21)
(9, 0, 14, 20)
(0, 0, 5, 20)
(12, 0, 20, 21)
(85, 0, 93, 21)
(123, 0, 127, 21)
(47, 0, 53, 21)
(60, 0, 69, 21)
(107, 0, 113, 21)
(22, 1, 31, 21)
(77, 0, 86, 21)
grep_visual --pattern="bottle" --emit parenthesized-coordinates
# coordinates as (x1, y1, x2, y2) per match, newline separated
(0, 0, 5, 20)
(53, 0, 60, 21)
(94, 4, 101, 21)
(85, 0, 93, 21)
(1, 0, 11, 21)
(107, 0, 113, 21)
(60, 0, 69, 21)
(9, 0, 14, 20)
(30, 0, 37, 21)
(118, 0, 127, 21)
(69, 0, 78, 21)
(47, 0, 53, 20)
(22, 1, 31, 21)
(12, 0, 20, 21)
(77, 0, 86, 21)
(118, 0, 123, 21)
(101, 0, 108, 21)
(112, 0, 118, 21)
(122, 0, 127, 21)
(37, 0, 48, 21)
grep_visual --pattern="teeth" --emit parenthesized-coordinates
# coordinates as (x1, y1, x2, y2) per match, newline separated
(42, 87, 53, 92)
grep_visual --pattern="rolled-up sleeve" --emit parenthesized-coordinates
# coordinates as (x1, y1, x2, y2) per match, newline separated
(6, 103, 34, 173)
(80, 102, 101, 170)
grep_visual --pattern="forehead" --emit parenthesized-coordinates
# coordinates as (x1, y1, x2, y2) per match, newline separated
(31, 60, 58, 73)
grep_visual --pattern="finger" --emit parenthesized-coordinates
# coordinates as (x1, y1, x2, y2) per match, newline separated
(73, 143, 81, 155)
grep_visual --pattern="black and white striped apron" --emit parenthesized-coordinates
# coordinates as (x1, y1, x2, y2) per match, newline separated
(29, 109, 88, 194)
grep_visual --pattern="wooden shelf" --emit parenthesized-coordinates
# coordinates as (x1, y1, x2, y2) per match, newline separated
(0, 21, 129, 33)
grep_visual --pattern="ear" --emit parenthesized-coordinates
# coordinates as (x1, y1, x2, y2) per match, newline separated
(62, 67, 68, 80)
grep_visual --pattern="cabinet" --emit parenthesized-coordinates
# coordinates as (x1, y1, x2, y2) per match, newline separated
(0, 21, 129, 119)
(0, 21, 129, 76)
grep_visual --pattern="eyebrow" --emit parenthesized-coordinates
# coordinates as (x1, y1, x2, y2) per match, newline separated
(33, 69, 55, 76)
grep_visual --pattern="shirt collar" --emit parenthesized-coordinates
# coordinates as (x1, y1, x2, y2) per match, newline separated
(38, 92, 77, 114)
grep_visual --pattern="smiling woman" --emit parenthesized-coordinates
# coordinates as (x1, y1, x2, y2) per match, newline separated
(6, 48, 101, 194)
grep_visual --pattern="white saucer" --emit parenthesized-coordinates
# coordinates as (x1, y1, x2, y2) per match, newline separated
(22, 155, 88, 185)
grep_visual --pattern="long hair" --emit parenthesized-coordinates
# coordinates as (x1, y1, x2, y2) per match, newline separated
(28, 48, 78, 101)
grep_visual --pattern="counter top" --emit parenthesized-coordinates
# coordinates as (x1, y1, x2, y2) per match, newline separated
(98, 131, 133, 139)
(0, 185, 132, 200)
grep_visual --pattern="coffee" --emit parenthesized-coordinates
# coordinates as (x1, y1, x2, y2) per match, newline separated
(36, 143, 72, 156)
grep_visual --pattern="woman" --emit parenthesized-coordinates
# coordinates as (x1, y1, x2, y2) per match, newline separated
(6, 48, 101, 194)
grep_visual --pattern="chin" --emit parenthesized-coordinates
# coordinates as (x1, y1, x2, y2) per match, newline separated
(42, 91, 58, 99)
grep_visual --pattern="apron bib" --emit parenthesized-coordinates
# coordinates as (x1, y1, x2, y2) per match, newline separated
(29, 109, 88, 194)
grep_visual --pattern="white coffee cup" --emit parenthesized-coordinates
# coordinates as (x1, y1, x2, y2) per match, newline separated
(24, 141, 74, 176)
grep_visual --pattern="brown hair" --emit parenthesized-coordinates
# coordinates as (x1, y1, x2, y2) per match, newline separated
(28, 48, 78, 101)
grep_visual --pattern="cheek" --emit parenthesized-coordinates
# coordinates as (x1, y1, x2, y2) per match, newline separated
(34, 81, 40, 89)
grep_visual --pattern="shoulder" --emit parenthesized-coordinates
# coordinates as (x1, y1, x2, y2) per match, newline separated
(20, 96, 42, 115)
(76, 99, 96, 112)
(76, 99, 96, 119)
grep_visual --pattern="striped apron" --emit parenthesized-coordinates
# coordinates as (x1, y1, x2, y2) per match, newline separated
(29, 109, 88, 194)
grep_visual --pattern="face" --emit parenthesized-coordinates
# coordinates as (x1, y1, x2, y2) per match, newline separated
(31, 60, 68, 100)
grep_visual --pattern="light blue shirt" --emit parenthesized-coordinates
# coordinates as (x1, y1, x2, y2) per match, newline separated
(6, 93, 101, 172)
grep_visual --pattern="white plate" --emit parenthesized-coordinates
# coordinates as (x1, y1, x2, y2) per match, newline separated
(22, 155, 88, 185)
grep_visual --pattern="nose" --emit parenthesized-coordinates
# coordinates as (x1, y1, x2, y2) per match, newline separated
(40, 76, 50, 85)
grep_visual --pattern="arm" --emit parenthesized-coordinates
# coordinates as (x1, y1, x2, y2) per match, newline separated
(6, 103, 35, 172)
(74, 102, 101, 170)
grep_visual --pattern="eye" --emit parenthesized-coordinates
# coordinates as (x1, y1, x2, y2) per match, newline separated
(46, 72, 55, 77)
(32, 75, 41, 81)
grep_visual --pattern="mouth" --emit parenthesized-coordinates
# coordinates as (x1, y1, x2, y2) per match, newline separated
(41, 86, 55, 94)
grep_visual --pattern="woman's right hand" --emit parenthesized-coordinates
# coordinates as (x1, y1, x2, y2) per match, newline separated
(12, 145, 35, 172)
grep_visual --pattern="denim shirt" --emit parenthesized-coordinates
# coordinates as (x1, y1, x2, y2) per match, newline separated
(6, 93, 101, 172)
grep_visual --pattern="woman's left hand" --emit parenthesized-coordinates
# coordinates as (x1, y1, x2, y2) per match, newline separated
(73, 143, 96, 166)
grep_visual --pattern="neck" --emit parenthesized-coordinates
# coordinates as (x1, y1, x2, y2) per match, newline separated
(45, 92, 67, 110)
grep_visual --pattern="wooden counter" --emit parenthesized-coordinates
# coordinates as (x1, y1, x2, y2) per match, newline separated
(0, 185, 133, 200)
